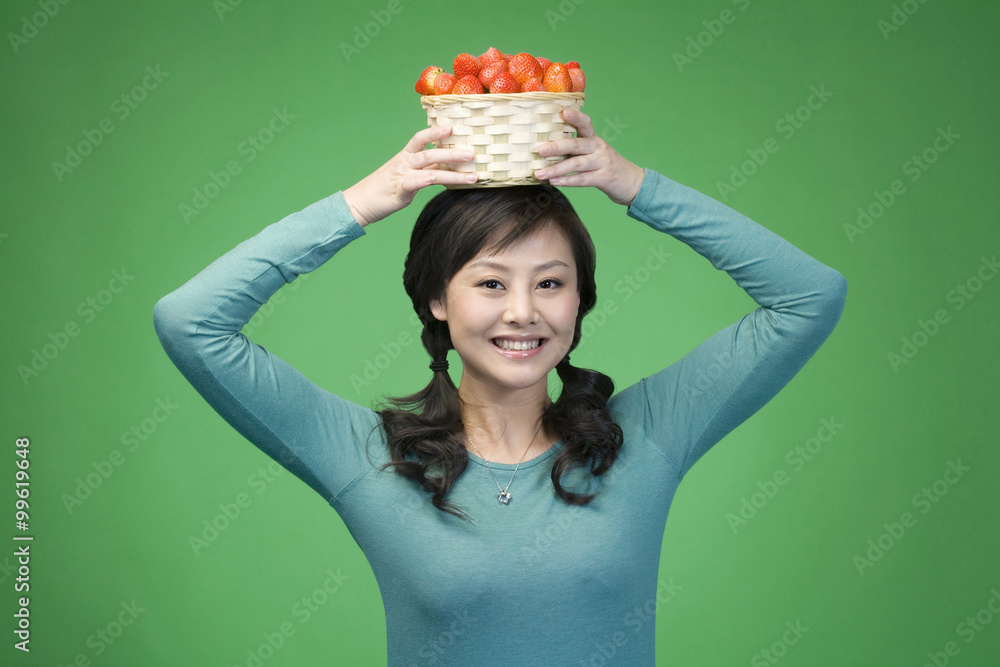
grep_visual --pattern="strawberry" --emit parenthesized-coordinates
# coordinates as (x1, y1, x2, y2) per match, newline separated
(432, 72, 456, 95)
(535, 56, 552, 70)
(566, 61, 580, 69)
(503, 53, 514, 62)
(478, 47, 504, 68)
(543, 63, 572, 92)
(415, 66, 444, 95)
(478, 61, 507, 88)
(489, 72, 519, 93)
(453, 53, 480, 79)
(568, 67, 586, 92)
(453, 74, 484, 95)
(521, 77, 545, 92)
(508, 53, 543, 85)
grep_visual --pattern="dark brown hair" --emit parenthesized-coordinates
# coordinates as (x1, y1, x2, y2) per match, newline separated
(374, 184, 623, 521)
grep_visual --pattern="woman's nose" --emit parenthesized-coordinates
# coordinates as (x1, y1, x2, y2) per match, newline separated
(503, 287, 538, 325)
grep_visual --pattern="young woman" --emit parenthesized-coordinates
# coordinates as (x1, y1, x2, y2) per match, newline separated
(154, 109, 846, 665)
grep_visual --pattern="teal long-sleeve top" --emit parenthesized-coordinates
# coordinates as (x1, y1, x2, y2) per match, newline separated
(153, 168, 847, 666)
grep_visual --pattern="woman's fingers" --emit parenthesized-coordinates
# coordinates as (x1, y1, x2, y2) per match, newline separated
(535, 135, 611, 179)
(538, 136, 593, 158)
(345, 125, 480, 225)
(536, 110, 598, 158)
(561, 109, 595, 137)
(410, 146, 475, 170)
(403, 168, 478, 192)
(541, 152, 590, 175)
(391, 126, 478, 195)
(405, 124, 452, 153)
(527, 109, 644, 205)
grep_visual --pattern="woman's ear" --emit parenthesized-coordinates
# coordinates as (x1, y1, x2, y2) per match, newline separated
(429, 296, 447, 322)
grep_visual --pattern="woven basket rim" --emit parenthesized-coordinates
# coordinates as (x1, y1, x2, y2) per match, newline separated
(420, 92, 586, 105)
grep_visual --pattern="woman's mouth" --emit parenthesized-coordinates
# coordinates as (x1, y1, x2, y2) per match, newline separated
(491, 337, 547, 357)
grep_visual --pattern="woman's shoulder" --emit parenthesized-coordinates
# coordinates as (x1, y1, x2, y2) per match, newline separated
(606, 372, 655, 418)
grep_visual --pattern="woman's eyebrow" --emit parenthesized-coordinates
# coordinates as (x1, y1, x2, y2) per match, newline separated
(468, 259, 571, 272)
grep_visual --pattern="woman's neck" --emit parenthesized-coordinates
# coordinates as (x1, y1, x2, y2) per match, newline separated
(457, 378, 557, 464)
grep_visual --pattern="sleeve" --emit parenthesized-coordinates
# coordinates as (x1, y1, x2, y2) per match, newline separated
(152, 190, 383, 503)
(609, 168, 848, 478)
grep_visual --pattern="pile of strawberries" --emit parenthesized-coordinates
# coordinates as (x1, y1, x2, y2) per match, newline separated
(415, 47, 586, 95)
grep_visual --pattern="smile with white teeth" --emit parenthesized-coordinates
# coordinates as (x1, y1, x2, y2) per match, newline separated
(492, 338, 542, 351)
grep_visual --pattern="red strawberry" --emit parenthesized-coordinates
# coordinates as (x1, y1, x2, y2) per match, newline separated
(453, 74, 484, 94)
(503, 53, 514, 62)
(453, 53, 480, 79)
(568, 67, 586, 92)
(415, 66, 444, 95)
(535, 56, 552, 70)
(478, 47, 504, 68)
(566, 61, 581, 69)
(489, 72, 519, 93)
(508, 53, 543, 85)
(478, 61, 507, 88)
(543, 63, 572, 92)
(521, 77, 545, 92)
(432, 72, 456, 95)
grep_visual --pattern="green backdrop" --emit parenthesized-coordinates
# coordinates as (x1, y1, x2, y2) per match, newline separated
(2, 1, 998, 665)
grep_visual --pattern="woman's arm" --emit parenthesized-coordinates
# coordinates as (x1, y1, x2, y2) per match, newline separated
(536, 113, 847, 478)
(616, 168, 846, 477)
(153, 126, 477, 501)
(153, 192, 382, 501)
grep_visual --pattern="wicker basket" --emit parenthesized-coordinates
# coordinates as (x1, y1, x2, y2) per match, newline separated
(420, 91, 586, 188)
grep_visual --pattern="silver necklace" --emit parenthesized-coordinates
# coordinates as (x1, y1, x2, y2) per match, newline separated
(466, 421, 544, 505)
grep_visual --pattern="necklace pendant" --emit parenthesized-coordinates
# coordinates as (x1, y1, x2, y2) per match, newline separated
(497, 491, 512, 505)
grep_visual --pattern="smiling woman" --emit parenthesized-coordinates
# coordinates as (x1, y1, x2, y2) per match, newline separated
(153, 111, 847, 665)
(378, 182, 622, 511)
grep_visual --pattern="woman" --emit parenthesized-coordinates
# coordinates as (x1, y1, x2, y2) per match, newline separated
(154, 109, 846, 665)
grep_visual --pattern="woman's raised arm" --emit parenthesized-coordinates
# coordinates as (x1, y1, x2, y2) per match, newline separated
(343, 125, 479, 226)
(536, 111, 847, 478)
(152, 127, 475, 503)
(614, 170, 847, 478)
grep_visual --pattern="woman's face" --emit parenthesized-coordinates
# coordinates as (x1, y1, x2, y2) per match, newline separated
(430, 223, 580, 394)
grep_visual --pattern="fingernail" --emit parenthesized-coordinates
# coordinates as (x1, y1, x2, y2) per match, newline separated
(535, 169, 547, 179)
(538, 145, 550, 156)
(466, 173, 478, 182)
(461, 150, 474, 159)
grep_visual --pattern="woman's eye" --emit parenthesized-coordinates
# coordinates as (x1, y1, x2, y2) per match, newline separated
(477, 279, 562, 290)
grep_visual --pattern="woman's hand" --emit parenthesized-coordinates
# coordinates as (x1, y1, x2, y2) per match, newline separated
(342, 126, 478, 227)
(533, 110, 645, 207)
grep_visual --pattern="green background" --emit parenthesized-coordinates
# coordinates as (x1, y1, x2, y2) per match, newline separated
(2, 0, 998, 665)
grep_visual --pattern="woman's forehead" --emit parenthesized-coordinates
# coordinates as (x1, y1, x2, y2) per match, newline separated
(469, 224, 575, 267)
(461, 234, 576, 271)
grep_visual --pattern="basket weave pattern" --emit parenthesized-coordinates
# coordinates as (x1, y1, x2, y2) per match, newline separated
(420, 92, 586, 188)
